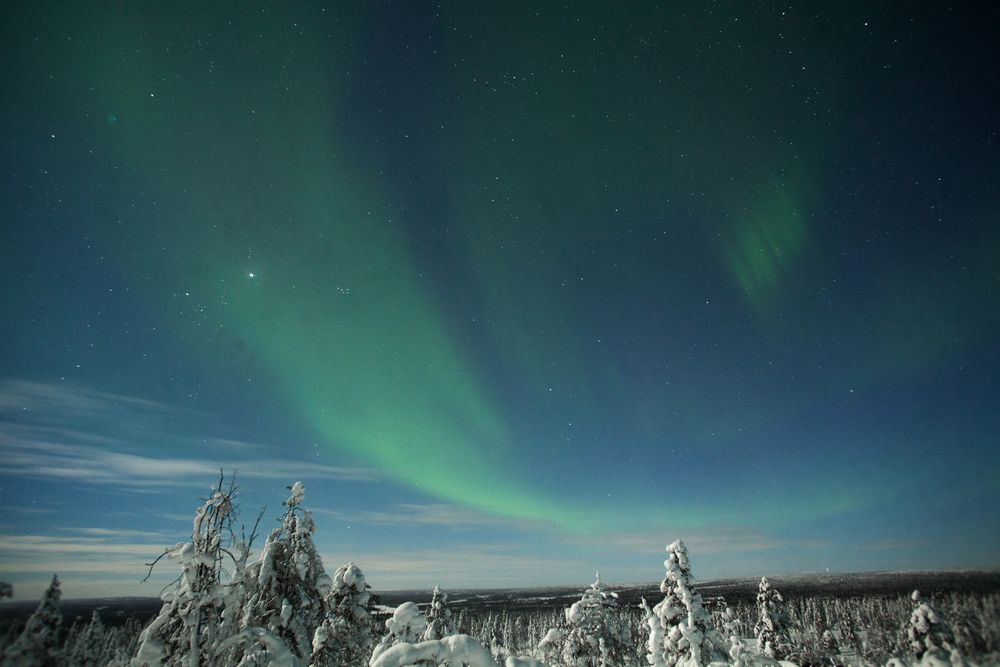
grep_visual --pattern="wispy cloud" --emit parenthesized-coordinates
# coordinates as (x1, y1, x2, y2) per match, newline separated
(584, 529, 827, 554)
(313, 503, 549, 532)
(0, 379, 181, 421)
(0, 530, 182, 600)
(0, 378, 376, 489)
(0, 430, 374, 488)
(64, 527, 174, 539)
(0, 533, 169, 558)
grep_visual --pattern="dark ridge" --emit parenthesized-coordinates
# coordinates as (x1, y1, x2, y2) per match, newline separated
(1, 570, 997, 629)
(0, 597, 161, 632)
(376, 569, 1000, 610)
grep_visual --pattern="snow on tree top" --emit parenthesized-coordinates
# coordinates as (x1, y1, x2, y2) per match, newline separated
(335, 562, 365, 589)
(370, 634, 495, 667)
(287, 481, 305, 507)
(389, 602, 425, 629)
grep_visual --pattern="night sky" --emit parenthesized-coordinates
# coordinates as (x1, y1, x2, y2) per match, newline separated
(2, 2, 999, 600)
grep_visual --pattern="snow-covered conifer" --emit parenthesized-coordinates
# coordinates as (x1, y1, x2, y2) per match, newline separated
(646, 540, 727, 667)
(214, 627, 305, 667)
(907, 590, 958, 662)
(67, 610, 107, 666)
(371, 602, 427, 663)
(753, 577, 791, 660)
(722, 608, 746, 667)
(309, 562, 374, 667)
(538, 628, 566, 666)
(131, 487, 234, 667)
(1, 574, 63, 667)
(242, 482, 330, 663)
(557, 573, 631, 667)
(131, 476, 268, 667)
(215, 537, 258, 666)
(423, 586, 455, 641)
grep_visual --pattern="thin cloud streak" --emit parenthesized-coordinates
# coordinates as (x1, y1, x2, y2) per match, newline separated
(0, 379, 176, 419)
(566, 527, 829, 555)
(0, 431, 374, 487)
(0, 378, 377, 488)
(314, 503, 552, 532)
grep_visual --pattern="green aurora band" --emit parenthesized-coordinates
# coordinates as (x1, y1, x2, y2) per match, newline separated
(56, 23, 608, 531)
(30, 2, 994, 534)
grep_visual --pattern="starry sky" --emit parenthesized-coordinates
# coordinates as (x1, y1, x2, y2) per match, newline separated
(1, 2, 999, 600)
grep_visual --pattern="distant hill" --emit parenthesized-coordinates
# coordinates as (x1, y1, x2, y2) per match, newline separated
(376, 569, 1000, 610)
(2, 569, 998, 629)
(0, 596, 162, 631)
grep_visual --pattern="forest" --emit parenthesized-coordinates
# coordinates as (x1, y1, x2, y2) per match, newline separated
(1, 480, 997, 667)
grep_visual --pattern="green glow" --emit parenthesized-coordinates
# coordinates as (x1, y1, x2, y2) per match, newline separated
(48, 2, 926, 536)
(55, 8, 602, 531)
(725, 182, 809, 311)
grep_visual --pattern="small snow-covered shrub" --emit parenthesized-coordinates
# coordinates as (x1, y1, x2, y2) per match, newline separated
(369, 634, 495, 667)
(371, 602, 428, 663)
(907, 590, 959, 662)
(423, 586, 455, 641)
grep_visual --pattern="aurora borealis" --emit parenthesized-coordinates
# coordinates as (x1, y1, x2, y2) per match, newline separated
(1, 2, 999, 598)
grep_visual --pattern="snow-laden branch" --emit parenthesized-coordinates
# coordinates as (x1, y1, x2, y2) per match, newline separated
(369, 634, 498, 667)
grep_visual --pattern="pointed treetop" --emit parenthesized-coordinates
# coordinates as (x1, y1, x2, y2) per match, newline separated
(45, 574, 61, 600)
(287, 481, 305, 508)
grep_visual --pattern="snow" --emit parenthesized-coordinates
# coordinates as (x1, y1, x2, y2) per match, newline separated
(336, 561, 363, 588)
(132, 637, 165, 666)
(316, 572, 333, 596)
(385, 601, 428, 642)
(288, 481, 305, 507)
(505, 657, 548, 667)
(370, 634, 496, 667)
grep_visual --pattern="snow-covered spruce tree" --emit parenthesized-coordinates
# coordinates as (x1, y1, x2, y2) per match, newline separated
(309, 562, 374, 667)
(131, 476, 261, 667)
(753, 577, 791, 660)
(646, 540, 727, 667)
(67, 610, 107, 666)
(214, 533, 260, 666)
(722, 607, 748, 667)
(241, 482, 330, 664)
(104, 618, 143, 667)
(1, 574, 63, 667)
(906, 590, 958, 662)
(370, 602, 427, 664)
(538, 628, 566, 666)
(555, 573, 631, 667)
(422, 586, 455, 641)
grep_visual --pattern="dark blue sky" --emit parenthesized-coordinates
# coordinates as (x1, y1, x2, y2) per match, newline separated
(1, 1, 998, 599)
